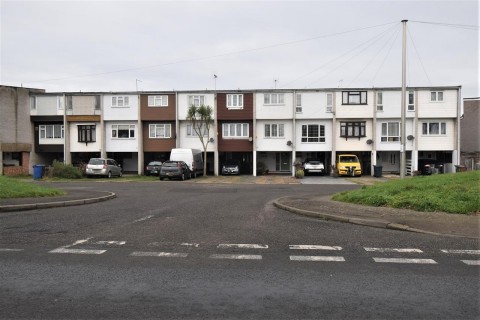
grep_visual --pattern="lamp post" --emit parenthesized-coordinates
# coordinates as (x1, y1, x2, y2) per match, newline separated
(400, 20, 408, 179)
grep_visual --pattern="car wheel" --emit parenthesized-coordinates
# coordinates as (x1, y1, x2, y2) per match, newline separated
(160, 177, 164, 181)
(181, 173, 185, 181)
(108, 171, 112, 179)
(119, 171, 122, 177)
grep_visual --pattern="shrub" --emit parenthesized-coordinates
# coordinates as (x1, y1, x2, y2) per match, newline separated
(256, 161, 268, 175)
(295, 169, 305, 179)
(51, 160, 83, 179)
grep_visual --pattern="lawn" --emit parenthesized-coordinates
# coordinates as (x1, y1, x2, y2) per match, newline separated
(0, 176, 65, 199)
(332, 171, 480, 214)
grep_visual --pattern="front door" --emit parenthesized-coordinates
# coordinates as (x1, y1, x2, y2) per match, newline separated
(276, 152, 291, 172)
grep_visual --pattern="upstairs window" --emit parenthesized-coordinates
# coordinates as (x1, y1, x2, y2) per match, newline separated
(95, 96, 101, 110)
(187, 124, 208, 137)
(301, 124, 325, 143)
(78, 125, 95, 142)
(422, 122, 446, 135)
(40, 125, 64, 139)
(340, 121, 366, 139)
(376, 92, 383, 111)
(112, 124, 135, 139)
(264, 124, 285, 138)
(430, 91, 444, 102)
(296, 94, 302, 113)
(149, 124, 171, 139)
(66, 96, 73, 110)
(342, 91, 367, 105)
(227, 94, 243, 109)
(326, 93, 334, 112)
(381, 122, 400, 142)
(188, 95, 205, 107)
(148, 95, 168, 107)
(223, 123, 248, 138)
(112, 96, 130, 107)
(30, 97, 36, 110)
(264, 93, 284, 105)
(408, 91, 415, 111)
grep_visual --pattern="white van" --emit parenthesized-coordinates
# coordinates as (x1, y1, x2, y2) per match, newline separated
(169, 148, 204, 178)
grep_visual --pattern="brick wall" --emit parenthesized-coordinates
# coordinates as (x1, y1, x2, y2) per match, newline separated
(2, 152, 30, 176)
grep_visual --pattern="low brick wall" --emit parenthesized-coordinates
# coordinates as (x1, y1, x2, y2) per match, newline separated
(3, 165, 29, 176)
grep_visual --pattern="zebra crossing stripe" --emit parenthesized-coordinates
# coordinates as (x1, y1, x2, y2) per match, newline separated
(364, 247, 423, 253)
(441, 250, 480, 255)
(0, 248, 24, 252)
(49, 248, 106, 255)
(373, 258, 437, 264)
(217, 244, 268, 249)
(289, 245, 342, 251)
(210, 254, 262, 260)
(130, 252, 188, 258)
(461, 260, 480, 266)
(290, 256, 345, 262)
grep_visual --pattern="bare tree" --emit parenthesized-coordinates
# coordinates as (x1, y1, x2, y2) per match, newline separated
(186, 104, 213, 176)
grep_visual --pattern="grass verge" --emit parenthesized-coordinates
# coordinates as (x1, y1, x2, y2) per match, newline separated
(0, 176, 65, 199)
(332, 171, 480, 214)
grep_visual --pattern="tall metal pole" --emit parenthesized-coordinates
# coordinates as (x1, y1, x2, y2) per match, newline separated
(400, 20, 408, 179)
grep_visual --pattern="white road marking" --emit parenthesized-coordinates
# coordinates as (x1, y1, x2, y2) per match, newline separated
(133, 215, 154, 223)
(209, 254, 262, 260)
(289, 245, 343, 251)
(461, 260, 480, 266)
(65, 238, 92, 248)
(217, 244, 268, 249)
(95, 241, 126, 245)
(364, 247, 423, 253)
(181, 243, 200, 248)
(441, 249, 480, 255)
(0, 248, 24, 252)
(373, 258, 437, 264)
(290, 256, 345, 262)
(130, 251, 188, 258)
(49, 248, 106, 255)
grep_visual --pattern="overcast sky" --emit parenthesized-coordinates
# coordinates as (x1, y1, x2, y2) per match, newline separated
(1, 0, 478, 97)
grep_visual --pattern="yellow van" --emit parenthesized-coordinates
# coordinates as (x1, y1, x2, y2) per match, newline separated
(336, 154, 362, 177)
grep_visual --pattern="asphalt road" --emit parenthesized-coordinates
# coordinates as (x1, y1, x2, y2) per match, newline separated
(1, 181, 479, 319)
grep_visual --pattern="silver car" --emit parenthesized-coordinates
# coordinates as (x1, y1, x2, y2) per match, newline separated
(86, 158, 122, 178)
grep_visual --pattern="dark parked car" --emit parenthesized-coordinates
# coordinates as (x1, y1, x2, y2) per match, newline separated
(159, 161, 191, 181)
(222, 160, 241, 175)
(145, 161, 162, 176)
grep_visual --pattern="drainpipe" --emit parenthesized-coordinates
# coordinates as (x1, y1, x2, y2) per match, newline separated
(252, 91, 256, 177)
(137, 93, 143, 175)
(292, 90, 296, 177)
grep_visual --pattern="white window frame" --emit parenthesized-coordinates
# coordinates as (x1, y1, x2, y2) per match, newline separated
(422, 122, 447, 136)
(264, 93, 285, 105)
(186, 124, 208, 137)
(226, 94, 244, 109)
(222, 123, 249, 138)
(39, 125, 64, 139)
(112, 96, 130, 108)
(408, 91, 415, 111)
(264, 124, 285, 138)
(188, 95, 205, 107)
(112, 124, 136, 139)
(376, 92, 383, 112)
(326, 93, 333, 112)
(296, 94, 302, 113)
(342, 91, 367, 105)
(301, 124, 326, 143)
(149, 124, 171, 139)
(148, 95, 168, 107)
(57, 96, 64, 110)
(430, 91, 444, 102)
(380, 122, 400, 142)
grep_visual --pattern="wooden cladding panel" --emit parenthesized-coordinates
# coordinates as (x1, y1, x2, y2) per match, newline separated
(140, 94, 176, 120)
(142, 122, 176, 152)
(216, 93, 254, 120)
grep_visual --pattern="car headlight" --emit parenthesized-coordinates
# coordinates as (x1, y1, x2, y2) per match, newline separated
(339, 166, 346, 170)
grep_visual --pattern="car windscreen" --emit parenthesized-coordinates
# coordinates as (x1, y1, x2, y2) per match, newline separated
(340, 156, 358, 163)
(307, 160, 321, 164)
(148, 162, 162, 166)
(162, 162, 178, 167)
(88, 159, 105, 165)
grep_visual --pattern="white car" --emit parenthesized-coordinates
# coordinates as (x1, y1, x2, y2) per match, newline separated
(303, 159, 325, 176)
(86, 158, 122, 178)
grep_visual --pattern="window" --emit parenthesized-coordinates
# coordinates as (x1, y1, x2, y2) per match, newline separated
(408, 91, 415, 111)
(66, 96, 73, 110)
(296, 94, 302, 113)
(112, 96, 130, 107)
(326, 93, 333, 112)
(381, 122, 400, 142)
(264, 93, 285, 105)
(264, 124, 285, 138)
(301, 124, 325, 143)
(342, 91, 367, 105)
(57, 97, 64, 110)
(376, 92, 383, 111)
(340, 121, 366, 138)
(422, 122, 446, 135)
(149, 124, 171, 139)
(40, 125, 64, 139)
(30, 97, 36, 110)
(78, 125, 95, 142)
(187, 124, 208, 137)
(227, 94, 243, 109)
(430, 91, 444, 102)
(148, 95, 168, 107)
(95, 96, 101, 110)
(222, 123, 249, 138)
(188, 95, 205, 107)
(112, 124, 135, 139)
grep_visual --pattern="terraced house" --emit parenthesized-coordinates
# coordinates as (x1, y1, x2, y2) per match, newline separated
(0, 85, 462, 177)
